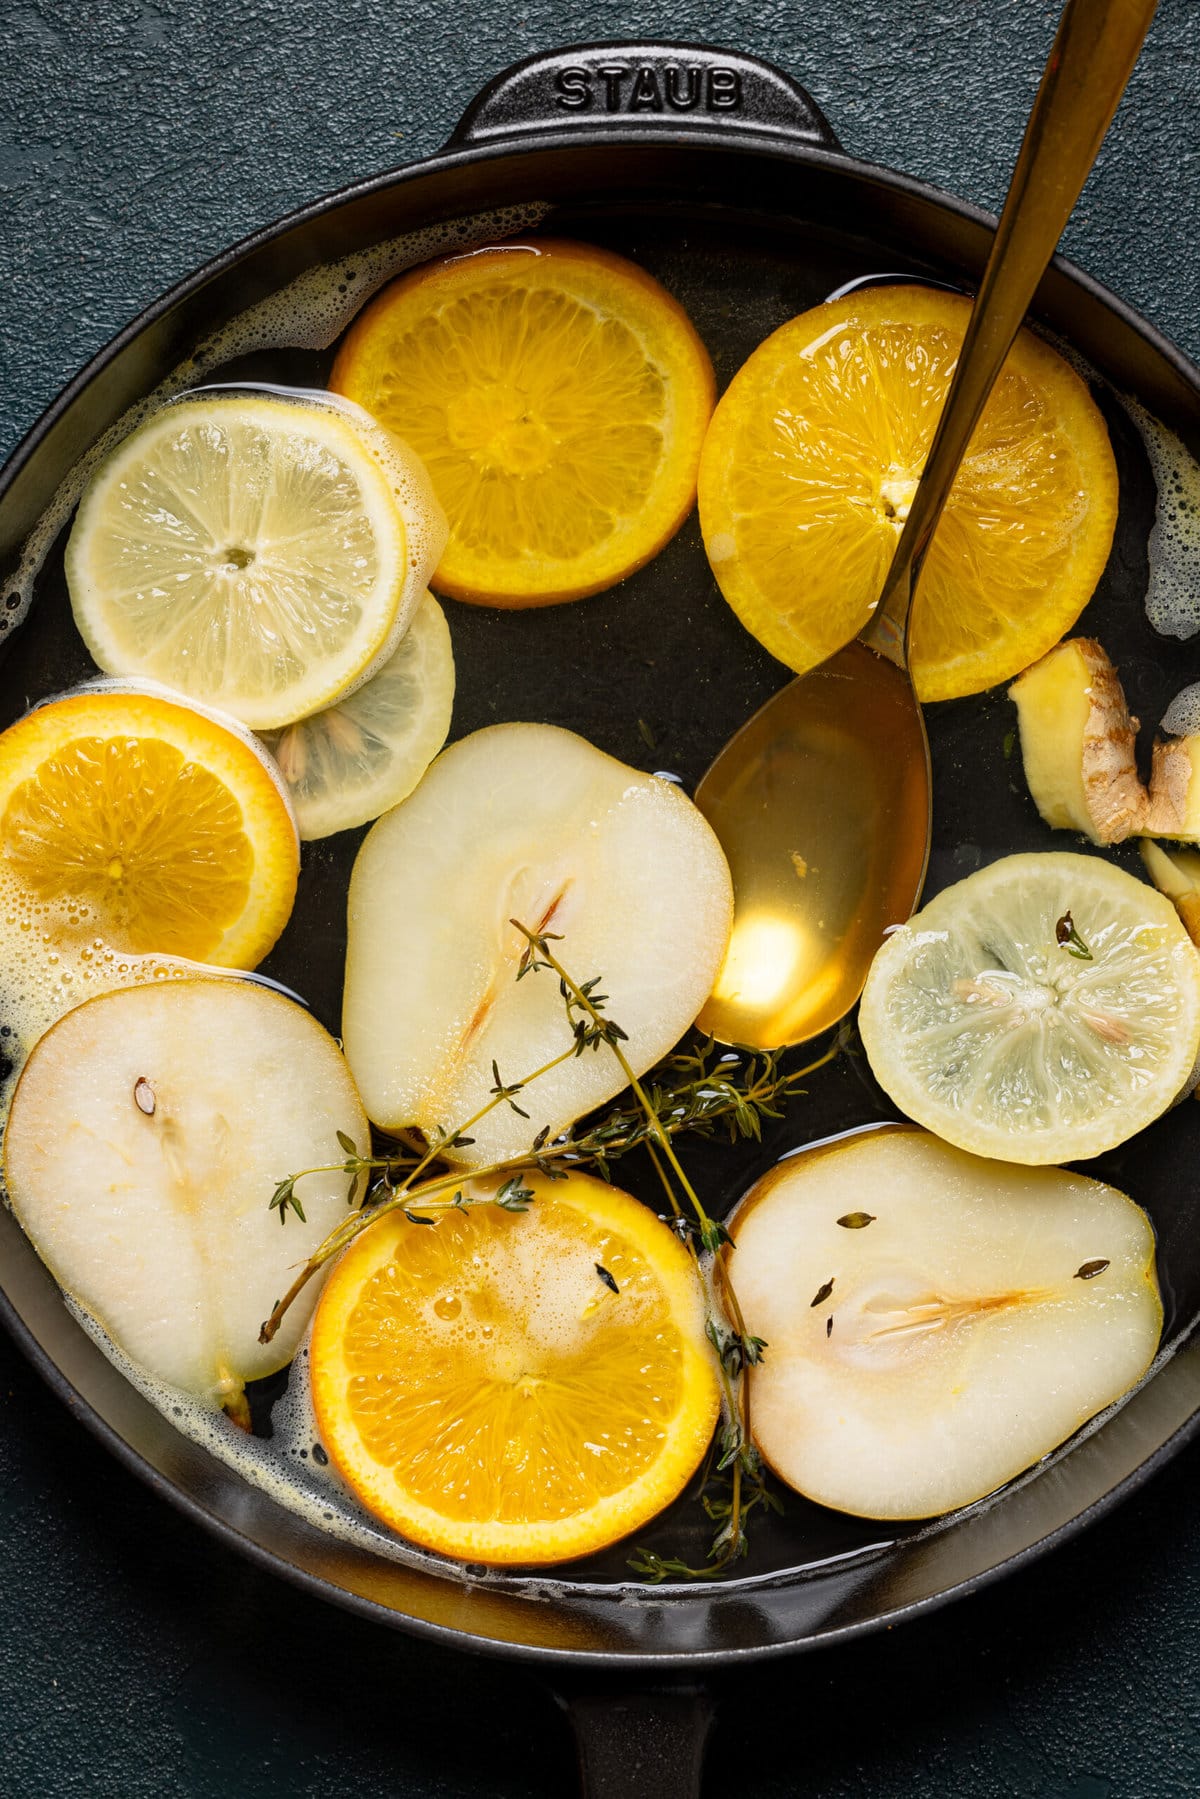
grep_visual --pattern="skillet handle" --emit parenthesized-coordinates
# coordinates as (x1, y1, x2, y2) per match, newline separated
(447, 42, 842, 153)
(552, 1681, 715, 1799)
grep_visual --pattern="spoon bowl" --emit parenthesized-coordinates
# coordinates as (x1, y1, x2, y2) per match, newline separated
(696, 0, 1157, 1050)
(696, 643, 930, 1048)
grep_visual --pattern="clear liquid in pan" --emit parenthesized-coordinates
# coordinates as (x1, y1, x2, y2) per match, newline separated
(3, 218, 1200, 1592)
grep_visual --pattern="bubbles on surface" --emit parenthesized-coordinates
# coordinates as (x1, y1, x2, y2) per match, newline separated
(1124, 398, 1200, 641)
(1161, 682, 1200, 737)
(0, 201, 549, 643)
(0, 867, 213, 1140)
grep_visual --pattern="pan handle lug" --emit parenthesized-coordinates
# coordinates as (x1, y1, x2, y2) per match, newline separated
(447, 42, 842, 153)
(550, 1679, 715, 1799)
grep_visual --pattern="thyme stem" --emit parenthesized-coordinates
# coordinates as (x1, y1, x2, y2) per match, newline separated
(263, 924, 844, 1576)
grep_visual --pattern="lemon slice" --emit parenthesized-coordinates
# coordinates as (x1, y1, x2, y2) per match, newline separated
(698, 286, 1118, 702)
(330, 239, 715, 607)
(859, 852, 1200, 1164)
(261, 592, 455, 839)
(65, 392, 444, 730)
(309, 1169, 720, 1566)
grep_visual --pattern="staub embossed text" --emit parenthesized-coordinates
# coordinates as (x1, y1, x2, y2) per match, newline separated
(554, 63, 743, 113)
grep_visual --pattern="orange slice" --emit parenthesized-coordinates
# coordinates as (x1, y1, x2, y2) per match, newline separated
(0, 686, 298, 966)
(329, 239, 715, 607)
(309, 1170, 720, 1565)
(698, 285, 1119, 702)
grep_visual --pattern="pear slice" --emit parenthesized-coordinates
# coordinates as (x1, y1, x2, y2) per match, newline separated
(342, 722, 733, 1168)
(3, 978, 369, 1419)
(1009, 638, 1148, 843)
(728, 1126, 1162, 1521)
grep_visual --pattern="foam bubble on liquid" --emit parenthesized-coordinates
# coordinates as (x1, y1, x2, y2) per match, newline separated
(1022, 340, 1200, 647)
(0, 868, 228, 1141)
(0, 201, 549, 639)
(60, 1253, 684, 1600)
(60, 1300, 433, 1566)
(1124, 398, 1200, 640)
(61, 1292, 560, 1593)
(1160, 682, 1200, 738)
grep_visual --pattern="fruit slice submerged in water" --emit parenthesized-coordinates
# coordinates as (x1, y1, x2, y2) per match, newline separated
(3, 979, 370, 1416)
(330, 239, 716, 606)
(66, 391, 445, 729)
(261, 591, 455, 839)
(342, 722, 733, 1168)
(309, 1169, 719, 1564)
(698, 285, 1118, 702)
(0, 685, 298, 967)
(728, 1126, 1162, 1520)
(859, 851, 1200, 1164)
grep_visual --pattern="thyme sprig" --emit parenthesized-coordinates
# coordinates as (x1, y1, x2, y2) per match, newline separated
(260, 924, 843, 1577)
(510, 921, 779, 1577)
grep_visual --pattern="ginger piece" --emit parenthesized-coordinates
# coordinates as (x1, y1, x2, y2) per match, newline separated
(1145, 736, 1200, 839)
(1009, 639, 1148, 844)
(1140, 840, 1200, 945)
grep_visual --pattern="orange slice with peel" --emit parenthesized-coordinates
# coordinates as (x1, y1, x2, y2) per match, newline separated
(330, 239, 715, 607)
(309, 1169, 720, 1565)
(0, 685, 298, 967)
(698, 285, 1118, 702)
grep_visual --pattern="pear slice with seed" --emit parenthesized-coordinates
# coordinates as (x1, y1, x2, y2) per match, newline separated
(728, 1126, 1162, 1520)
(3, 978, 369, 1420)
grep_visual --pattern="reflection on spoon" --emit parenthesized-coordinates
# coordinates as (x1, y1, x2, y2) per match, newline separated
(697, 648, 929, 1047)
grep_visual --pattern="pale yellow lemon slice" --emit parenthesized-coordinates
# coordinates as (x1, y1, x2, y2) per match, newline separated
(66, 392, 436, 729)
(261, 592, 455, 839)
(859, 852, 1200, 1163)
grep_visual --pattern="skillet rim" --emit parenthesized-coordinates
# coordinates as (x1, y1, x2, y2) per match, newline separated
(3, 102, 1200, 1670)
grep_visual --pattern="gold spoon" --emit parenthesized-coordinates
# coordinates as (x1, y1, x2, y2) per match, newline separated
(696, 0, 1158, 1052)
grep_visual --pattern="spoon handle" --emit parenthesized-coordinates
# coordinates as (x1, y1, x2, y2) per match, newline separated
(863, 0, 1158, 666)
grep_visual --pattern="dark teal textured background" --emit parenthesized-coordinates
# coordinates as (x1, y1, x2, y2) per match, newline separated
(2, 3, 1200, 1794)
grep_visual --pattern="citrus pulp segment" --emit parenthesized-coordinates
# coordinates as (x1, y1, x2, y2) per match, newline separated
(697, 286, 1118, 702)
(0, 686, 298, 967)
(309, 1170, 720, 1564)
(261, 591, 455, 839)
(859, 852, 1200, 1164)
(65, 392, 419, 729)
(329, 238, 716, 606)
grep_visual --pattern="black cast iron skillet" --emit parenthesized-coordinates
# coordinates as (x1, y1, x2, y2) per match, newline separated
(3, 40, 1200, 1797)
